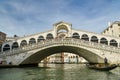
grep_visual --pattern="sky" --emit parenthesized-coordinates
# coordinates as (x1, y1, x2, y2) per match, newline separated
(0, 0, 120, 37)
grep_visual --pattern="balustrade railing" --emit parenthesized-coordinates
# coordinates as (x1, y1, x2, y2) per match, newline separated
(0, 38, 120, 57)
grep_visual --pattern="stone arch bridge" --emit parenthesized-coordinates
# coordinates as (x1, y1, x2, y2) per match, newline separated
(0, 21, 120, 66)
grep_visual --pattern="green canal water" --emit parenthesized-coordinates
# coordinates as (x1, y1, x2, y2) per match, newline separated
(0, 64, 120, 80)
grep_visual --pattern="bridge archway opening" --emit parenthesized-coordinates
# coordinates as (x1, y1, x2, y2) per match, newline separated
(110, 39, 118, 47)
(20, 46, 104, 66)
(37, 36, 45, 42)
(57, 25, 68, 33)
(20, 40, 27, 47)
(12, 42, 19, 49)
(29, 38, 36, 44)
(46, 33, 54, 39)
(91, 36, 98, 43)
(72, 33, 80, 39)
(3, 44, 10, 51)
(81, 34, 89, 41)
(56, 24, 69, 39)
(100, 37, 108, 45)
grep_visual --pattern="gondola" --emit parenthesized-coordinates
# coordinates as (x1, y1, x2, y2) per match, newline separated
(86, 64, 117, 71)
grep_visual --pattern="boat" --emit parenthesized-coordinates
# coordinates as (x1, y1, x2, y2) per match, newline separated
(86, 64, 117, 71)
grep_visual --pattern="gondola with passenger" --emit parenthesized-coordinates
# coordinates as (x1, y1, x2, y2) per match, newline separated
(86, 63, 117, 71)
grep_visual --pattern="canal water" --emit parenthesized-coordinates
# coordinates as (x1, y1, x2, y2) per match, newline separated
(0, 64, 120, 80)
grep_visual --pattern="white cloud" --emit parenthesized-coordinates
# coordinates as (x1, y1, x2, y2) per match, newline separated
(0, 0, 120, 36)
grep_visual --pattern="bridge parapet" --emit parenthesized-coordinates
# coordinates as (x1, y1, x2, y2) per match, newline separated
(0, 38, 120, 58)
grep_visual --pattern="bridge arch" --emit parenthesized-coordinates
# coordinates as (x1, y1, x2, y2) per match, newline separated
(20, 45, 104, 65)
(57, 24, 68, 32)
(12, 42, 19, 49)
(81, 34, 89, 41)
(20, 40, 27, 47)
(29, 38, 36, 44)
(37, 36, 45, 42)
(72, 32, 80, 39)
(57, 25, 68, 33)
(110, 39, 118, 47)
(100, 37, 108, 45)
(3, 44, 10, 51)
(90, 36, 98, 43)
(46, 33, 54, 39)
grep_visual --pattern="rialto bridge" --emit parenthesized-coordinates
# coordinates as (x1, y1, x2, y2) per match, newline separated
(0, 21, 120, 66)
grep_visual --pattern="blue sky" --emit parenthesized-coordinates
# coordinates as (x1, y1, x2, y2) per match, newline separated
(0, 0, 120, 37)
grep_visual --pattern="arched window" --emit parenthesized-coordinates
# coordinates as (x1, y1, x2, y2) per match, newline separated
(29, 38, 36, 44)
(20, 40, 27, 47)
(110, 39, 118, 47)
(46, 33, 53, 39)
(91, 36, 98, 43)
(12, 42, 19, 49)
(37, 36, 45, 42)
(100, 37, 108, 45)
(3, 44, 10, 51)
(72, 33, 80, 39)
(81, 34, 89, 41)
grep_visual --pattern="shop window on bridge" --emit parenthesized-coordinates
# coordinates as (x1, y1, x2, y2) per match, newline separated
(20, 40, 27, 47)
(91, 36, 98, 43)
(12, 42, 19, 49)
(3, 44, 10, 51)
(81, 34, 89, 41)
(37, 36, 45, 42)
(29, 38, 36, 44)
(110, 39, 118, 47)
(100, 37, 108, 45)
(46, 33, 53, 39)
(72, 32, 80, 39)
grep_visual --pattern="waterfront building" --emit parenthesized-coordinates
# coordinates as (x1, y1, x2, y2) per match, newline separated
(0, 31, 6, 44)
(0, 31, 6, 52)
(101, 21, 120, 37)
(41, 53, 87, 64)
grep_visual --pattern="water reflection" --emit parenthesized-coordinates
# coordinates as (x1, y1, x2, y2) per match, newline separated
(0, 64, 120, 80)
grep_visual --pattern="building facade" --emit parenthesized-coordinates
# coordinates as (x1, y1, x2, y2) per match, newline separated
(0, 31, 6, 44)
(101, 21, 120, 37)
(0, 31, 6, 52)
(41, 53, 87, 64)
